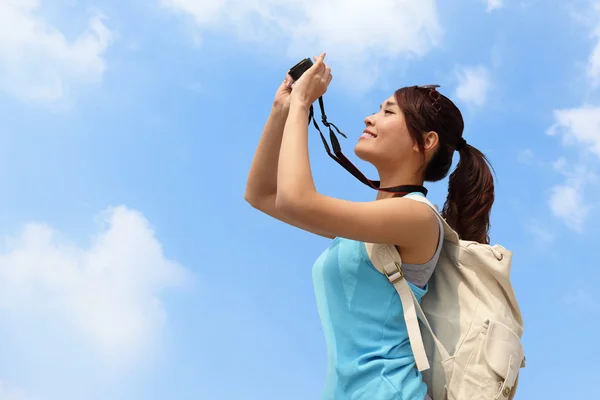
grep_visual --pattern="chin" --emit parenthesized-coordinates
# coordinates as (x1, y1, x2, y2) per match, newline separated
(354, 140, 376, 162)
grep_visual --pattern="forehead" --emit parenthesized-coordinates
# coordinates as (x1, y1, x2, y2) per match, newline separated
(380, 95, 398, 108)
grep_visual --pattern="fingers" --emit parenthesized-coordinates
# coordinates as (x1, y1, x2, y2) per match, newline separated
(319, 59, 332, 84)
(313, 52, 326, 64)
(311, 52, 327, 74)
(298, 52, 332, 86)
(283, 73, 292, 86)
(311, 52, 331, 79)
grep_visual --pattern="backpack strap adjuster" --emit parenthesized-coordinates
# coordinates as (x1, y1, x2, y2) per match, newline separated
(384, 262, 404, 284)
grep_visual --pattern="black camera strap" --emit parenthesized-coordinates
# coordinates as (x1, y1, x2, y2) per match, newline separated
(308, 97, 427, 196)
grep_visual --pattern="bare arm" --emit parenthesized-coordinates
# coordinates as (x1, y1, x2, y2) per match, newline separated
(244, 80, 334, 239)
(275, 55, 437, 248)
(245, 104, 289, 199)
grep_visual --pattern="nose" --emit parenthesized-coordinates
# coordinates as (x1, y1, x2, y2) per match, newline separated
(364, 113, 375, 127)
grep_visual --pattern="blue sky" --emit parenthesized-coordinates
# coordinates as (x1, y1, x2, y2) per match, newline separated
(0, 0, 598, 398)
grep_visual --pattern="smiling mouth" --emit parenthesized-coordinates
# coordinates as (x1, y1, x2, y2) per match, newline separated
(361, 131, 377, 139)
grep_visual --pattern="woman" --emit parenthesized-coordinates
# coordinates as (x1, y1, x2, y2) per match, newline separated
(244, 54, 495, 400)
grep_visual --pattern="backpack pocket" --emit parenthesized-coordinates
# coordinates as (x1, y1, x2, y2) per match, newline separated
(457, 319, 524, 400)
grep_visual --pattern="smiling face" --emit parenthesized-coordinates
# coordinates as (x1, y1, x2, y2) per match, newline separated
(355, 95, 421, 171)
(354, 92, 442, 186)
(358, 95, 412, 145)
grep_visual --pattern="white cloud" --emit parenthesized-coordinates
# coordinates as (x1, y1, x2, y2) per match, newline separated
(546, 107, 600, 231)
(162, 0, 442, 92)
(549, 181, 589, 231)
(547, 5, 600, 231)
(0, 382, 27, 400)
(485, 0, 504, 12)
(588, 32, 600, 83)
(0, 1, 113, 103)
(0, 206, 189, 365)
(587, 2, 600, 83)
(547, 106, 600, 158)
(454, 66, 491, 108)
(546, 158, 595, 231)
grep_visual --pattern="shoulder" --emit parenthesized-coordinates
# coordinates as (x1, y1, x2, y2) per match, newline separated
(394, 197, 440, 243)
(276, 192, 440, 248)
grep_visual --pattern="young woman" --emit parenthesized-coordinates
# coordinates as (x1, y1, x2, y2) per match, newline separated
(244, 54, 495, 400)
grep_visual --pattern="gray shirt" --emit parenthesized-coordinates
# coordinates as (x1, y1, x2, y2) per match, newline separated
(402, 214, 444, 288)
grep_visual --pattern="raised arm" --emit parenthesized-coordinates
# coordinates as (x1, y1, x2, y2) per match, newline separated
(244, 74, 334, 239)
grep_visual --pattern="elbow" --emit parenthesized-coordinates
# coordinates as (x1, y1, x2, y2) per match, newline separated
(244, 189, 263, 210)
(243, 190, 254, 205)
(275, 191, 306, 217)
(243, 190, 254, 206)
(245, 189, 280, 213)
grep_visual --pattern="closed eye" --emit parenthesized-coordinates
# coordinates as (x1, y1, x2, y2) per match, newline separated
(372, 109, 394, 115)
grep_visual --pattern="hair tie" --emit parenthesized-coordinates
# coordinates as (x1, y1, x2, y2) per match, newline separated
(456, 137, 467, 151)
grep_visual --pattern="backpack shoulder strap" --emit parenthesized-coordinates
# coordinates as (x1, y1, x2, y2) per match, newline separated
(366, 194, 459, 371)
(364, 242, 450, 372)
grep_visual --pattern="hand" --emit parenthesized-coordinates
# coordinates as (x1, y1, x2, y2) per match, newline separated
(290, 53, 332, 108)
(273, 73, 294, 111)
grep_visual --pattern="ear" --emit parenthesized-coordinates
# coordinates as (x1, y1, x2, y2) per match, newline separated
(411, 131, 439, 153)
(423, 131, 439, 153)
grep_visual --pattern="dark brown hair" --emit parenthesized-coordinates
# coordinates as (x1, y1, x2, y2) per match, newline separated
(394, 86, 495, 244)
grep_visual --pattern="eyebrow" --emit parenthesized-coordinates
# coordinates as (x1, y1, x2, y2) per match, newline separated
(379, 100, 398, 109)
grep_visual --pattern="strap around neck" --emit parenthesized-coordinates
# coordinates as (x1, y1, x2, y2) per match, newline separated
(309, 97, 428, 196)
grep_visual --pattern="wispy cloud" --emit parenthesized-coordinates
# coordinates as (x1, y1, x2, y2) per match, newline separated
(517, 148, 555, 169)
(587, 2, 600, 84)
(526, 221, 555, 247)
(0, 206, 190, 367)
(162, 0, 442, 92)
(548, 106, 600, 157)
(0, 1, 113, 103)
(548, 180, 589, 232)
(545, 157, 595, 232)
(517, 149, 536, 165)
(454, 65, 491, 108)
(544, 5, 600, 232)
(485, 0, 504, 12)
(0, 382, 28, 400)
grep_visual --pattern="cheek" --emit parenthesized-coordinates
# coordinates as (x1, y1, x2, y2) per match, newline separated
(381, 122, 413, 151)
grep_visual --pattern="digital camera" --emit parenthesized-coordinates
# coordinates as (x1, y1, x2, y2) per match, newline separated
(288, 58, 314, 82)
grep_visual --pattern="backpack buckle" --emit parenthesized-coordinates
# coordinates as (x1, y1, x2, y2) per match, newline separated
(384, 262, 404, 283)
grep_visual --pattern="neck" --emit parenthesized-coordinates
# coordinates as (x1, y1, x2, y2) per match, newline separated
(375, 168, 424, 200)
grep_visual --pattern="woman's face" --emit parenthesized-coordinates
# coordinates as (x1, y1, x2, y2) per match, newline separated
(354, 95, 417, 167)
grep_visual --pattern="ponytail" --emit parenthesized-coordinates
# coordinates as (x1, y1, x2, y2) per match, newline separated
(393, 86, 495, 243)
(441, 144, 495, 244)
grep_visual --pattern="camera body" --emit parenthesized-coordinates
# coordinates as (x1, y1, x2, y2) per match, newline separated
(288, 58, 314, 82)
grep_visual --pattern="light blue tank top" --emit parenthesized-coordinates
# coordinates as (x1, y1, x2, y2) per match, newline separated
(312, 238, 429, 399)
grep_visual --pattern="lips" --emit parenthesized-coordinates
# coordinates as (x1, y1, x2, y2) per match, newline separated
(361, 130, 377, 139)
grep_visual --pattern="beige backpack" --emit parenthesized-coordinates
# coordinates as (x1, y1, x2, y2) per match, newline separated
(365, 194, 526, 400)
